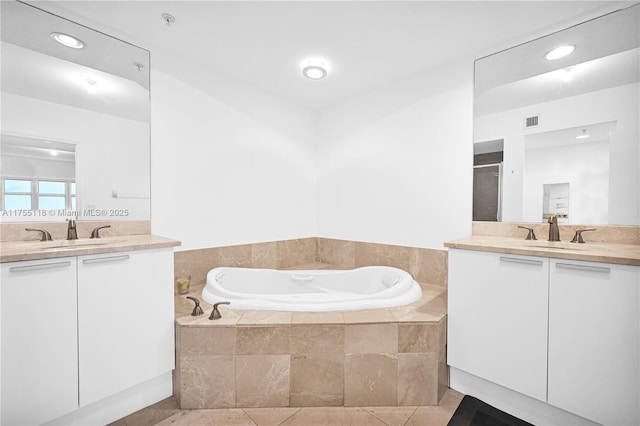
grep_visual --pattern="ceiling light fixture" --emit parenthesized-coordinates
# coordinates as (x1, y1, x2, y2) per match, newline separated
(51, 32, 84, 49)
(576, 129, 590, 140)
(545, 45, 575, 60)
(302, 59, 328, 80)
(50, 150, 58, 156)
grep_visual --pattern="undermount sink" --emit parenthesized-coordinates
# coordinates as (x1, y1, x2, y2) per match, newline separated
(37, 239, 112, 250)
(524, 242, 584, 251)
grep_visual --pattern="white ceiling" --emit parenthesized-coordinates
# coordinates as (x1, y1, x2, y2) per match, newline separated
(24, 0, 636, 110)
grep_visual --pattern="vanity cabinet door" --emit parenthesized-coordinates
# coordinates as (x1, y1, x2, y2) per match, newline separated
(548, 259, 639, 426)
(448, 249, 549, 401)
(0, 258, 79, 425)
(77, 248, 174, 407)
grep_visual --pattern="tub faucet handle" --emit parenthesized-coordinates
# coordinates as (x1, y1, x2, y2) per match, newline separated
(209, 301, 231, 320)
(186, 296, 204, 316)
(517, 225, 537, 240)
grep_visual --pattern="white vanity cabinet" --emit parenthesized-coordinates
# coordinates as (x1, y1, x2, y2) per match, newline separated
(0, 258, 79, 425)
(448, 247, 640, 426)
(0, 245, 176, 425)
(448, 249, 549, 401)
(77, 248, 174, 407)
(548, 259, 639, 426)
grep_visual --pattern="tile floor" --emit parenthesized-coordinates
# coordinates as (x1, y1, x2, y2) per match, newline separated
(110, 388, 463, 426)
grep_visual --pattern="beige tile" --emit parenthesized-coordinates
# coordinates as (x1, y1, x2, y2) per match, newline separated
(291, 311, 345, 325)
(345, 323, 398, 354)
(250, 242, 279, 269)
(236, 326, 291, 355)
(398, 323, 440, 353)
(236, 355, 290, 407)
(107, 419, 127, 426)
(438, 346, 449, 401)
(277, 238, 317, 268)
(355, 241, 412, 271)
(237, 310, 293, 325)
(344, 354, 398, 406)
(121, 396, 180, 426)
(290, 325, 344, 355)
(390, 288, 447, 323)
(280, 407, 386, 426)
(155, 409, 257, 426)
(439, 387, 465, 408)
(178, 355, 235, 409)
(342, 308, 397, 324)
(471, 221, 640, 245)
(280, 262, 334, 270)
(409, 248, 448, 287)
(362, 406, 418, 426)
(317, 238, 356, 269)
(397, 353, 439, 406)
(242, 407, 300, 426)
(290, 353, 344, 406)
(405, 405, 457, 426)
(181, 326, 235, 356)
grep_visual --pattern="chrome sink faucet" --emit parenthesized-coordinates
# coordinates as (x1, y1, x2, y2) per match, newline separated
(67, 219, 78, 240)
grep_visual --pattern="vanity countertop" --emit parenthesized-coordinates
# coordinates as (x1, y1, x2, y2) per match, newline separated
(445, 235, 640, 266)
(0, 234, 181, 263)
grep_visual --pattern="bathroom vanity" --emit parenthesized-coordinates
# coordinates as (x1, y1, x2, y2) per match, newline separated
(0, 233, 180, 425)
(446, 229, 640, 426)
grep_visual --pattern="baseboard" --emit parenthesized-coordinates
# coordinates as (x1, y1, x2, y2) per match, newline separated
(44, 372, 173, 426)
(449, 368, 599, 426)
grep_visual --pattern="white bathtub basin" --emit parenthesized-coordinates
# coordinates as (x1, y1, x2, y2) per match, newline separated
(202, 266, 422, 312)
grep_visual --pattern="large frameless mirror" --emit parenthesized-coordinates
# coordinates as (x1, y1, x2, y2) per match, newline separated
(0, 0, 150, 222)
(473, 4, 639, 225)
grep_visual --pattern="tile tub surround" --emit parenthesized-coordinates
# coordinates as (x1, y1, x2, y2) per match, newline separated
(174, 237, 448, 289)
(173, 273, 448, 410)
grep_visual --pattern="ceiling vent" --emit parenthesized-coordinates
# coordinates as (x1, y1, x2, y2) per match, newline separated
(524, 115, 539, 128)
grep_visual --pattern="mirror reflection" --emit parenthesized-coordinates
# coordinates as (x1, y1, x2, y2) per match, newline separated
(0, 1, 151, 222)
(473, 4, 639, 225)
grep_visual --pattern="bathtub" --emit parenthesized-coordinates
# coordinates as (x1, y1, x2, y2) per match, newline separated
(202, 266, 422, 312)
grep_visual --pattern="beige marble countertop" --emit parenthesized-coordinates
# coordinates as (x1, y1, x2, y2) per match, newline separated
(0, 234, 181, 263)
(445, 235, 640, 266)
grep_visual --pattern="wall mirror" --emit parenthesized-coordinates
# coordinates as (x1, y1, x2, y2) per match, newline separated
(473, 3, 639, 225)
(0, 0, 150, 222)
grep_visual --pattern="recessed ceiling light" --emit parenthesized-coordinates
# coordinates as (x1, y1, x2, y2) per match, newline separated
(301, 58, 329, 80)
(51, 32, 84, 49)
(545, 45, 575, 60)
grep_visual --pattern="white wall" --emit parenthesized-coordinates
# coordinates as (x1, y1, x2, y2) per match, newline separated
(475, 83, 640, 225)
(149, 55, 317, 251)
(316, 60, 474, 249)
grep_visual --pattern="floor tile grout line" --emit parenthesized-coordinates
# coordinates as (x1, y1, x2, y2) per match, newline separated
(402, 406, 419, 426)
(274, 407, 301, 426)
